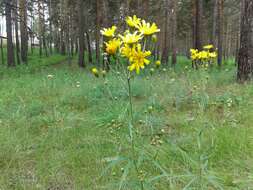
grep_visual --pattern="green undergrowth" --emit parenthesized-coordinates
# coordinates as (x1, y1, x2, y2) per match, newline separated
(0, 56, 252, 189)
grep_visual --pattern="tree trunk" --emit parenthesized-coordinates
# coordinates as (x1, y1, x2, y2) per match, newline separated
(20, 0, 28, 63)
(211, 0, 218, 46)
(14, 0, 21, 65)
(143, 0, 149, 19)
(217, 0, 223, 66)
(38, 0, 43, 57)
(0, 37, 4, 65)
(96, 0, 101, 65)
(193, 0, 203, 50)
(48, 0, 53, 55)
(237, 0, 253, 81)
(5, 0, 15, 67)
(78, 0, 85, 67)
(86, 32, 93, 64)
(171, 0, 177, 66)
(161, 0, 169, 64)
(42, 2, 48, 56)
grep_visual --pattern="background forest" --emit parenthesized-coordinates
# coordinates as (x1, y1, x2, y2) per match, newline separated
(0, 0, 253, 190)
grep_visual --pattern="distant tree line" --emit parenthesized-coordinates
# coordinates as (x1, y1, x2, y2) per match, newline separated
(0, 0, 252, 81)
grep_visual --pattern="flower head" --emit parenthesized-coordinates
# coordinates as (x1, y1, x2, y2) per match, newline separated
(198, 51, 209, 60)
(100, 26, 117, 37)
(126, 15, 141, 28)
(47, 74, 54, 79)
(203, 44, 214, 50)
(128, 44, 151, 74)
(137, 20, 160, 36)
(208, 52, 217, 58)
(105, 38, 121, 55)
(119, 31, 143, 44)
(190, 49, 199, 60)
(155, 60, 161, 67)
(91, 68, 99, 77)
(121, 44, 134, 58)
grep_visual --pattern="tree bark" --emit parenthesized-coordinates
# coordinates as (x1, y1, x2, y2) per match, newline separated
(237, 0, 253, 81)
(193, 0, 203, 50)
(96, 0, 101, 65)
(161, 0, 169, 64)
(78, 0, 85, 67)
(14, 0, 21, 65)
(5, 0, 15, 67)
(211, 0, 218, 46)
(171, 0, 177, 66)
(19, 0, 28, 63)
(217, 0, 224, 66)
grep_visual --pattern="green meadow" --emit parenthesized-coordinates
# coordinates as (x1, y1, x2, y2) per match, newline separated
(0, 54, 253, 189)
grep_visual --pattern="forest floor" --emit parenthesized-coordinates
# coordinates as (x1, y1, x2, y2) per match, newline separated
(0, 54, 253, 190)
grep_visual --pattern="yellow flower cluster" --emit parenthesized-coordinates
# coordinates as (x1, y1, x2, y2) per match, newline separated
(100, 15, 160, 74)
(190, 44, 217, 63)
(91, 68, 107, 78)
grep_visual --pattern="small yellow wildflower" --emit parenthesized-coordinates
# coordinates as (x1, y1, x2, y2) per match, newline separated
(105, 38, 121, 55)
(137, 20, 160, 36)
(155, 60, 161, 67)
(100, 26, 117, 37)
(190, 49, 198, 60)
(126, 15, 141, 28)
(128, 44, 151, 74)
(121, 44, 134, 58)
(91, 68, 99, 77)
(119, 31, 143, 44)
(199, 51, 209, 60)
(208, 52, 217, 58)
(203, 44, 214, 50)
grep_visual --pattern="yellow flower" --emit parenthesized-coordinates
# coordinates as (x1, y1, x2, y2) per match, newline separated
(155, 60, 161, 67)
(203, 44, 214, 50)
(105, 38, 121, 55)
(91, 68, 99, 77)
(100, 26, 117, 37)
(121, 44, 134, 58)
(208, 52, 217, 58)
(126, 15, 141, 28)
(119, 31, 143, 44)
(199, 51, 208, 59)
(190, 49, 198, 60)
(137, 20, 160, 36)
(128, 44, 151, 74)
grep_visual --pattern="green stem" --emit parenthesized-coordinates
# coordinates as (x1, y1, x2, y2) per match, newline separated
(127, 72, 134, 124)
(127, 72, 144, 190)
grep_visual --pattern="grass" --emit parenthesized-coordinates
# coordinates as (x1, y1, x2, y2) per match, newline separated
(0, 54, 253, 189)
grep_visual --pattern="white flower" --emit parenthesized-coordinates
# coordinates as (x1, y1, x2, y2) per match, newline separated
(47, 74, 54, 79)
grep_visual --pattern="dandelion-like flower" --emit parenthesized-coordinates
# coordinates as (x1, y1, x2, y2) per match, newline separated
(155, 60, 161, 67)
(137, 20, 160, 36)
(208, 52, 217, 58)
(100, 26, 117, 37)
(128, 44, 151, 74)
(91, 68, 99, 77)
(105, 38, 121, 55)
(203, 44, 214, 50)
(121, 44, 134, 58)
(119, 31, 143, 44)
(126, 15, 141, 28)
